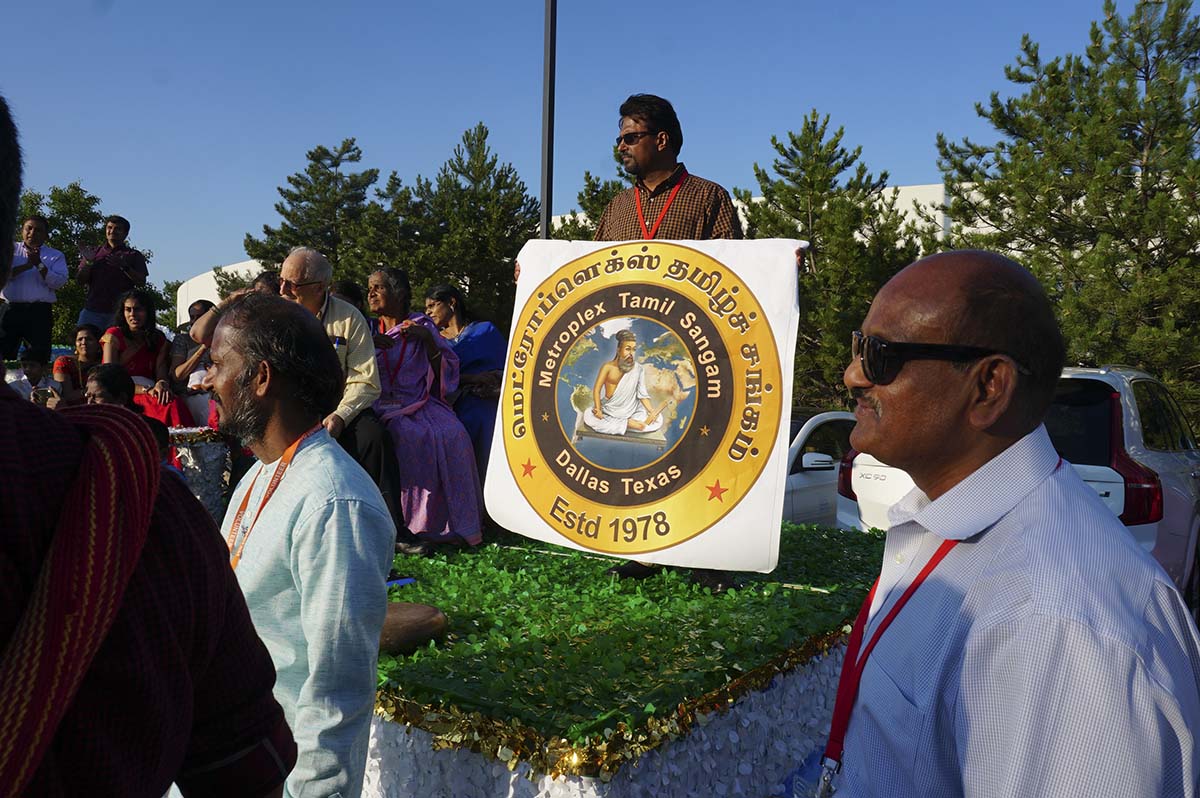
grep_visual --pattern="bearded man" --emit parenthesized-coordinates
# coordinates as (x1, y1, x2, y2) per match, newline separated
(585, 329, 668, 435)
(202, 290, 394, 798)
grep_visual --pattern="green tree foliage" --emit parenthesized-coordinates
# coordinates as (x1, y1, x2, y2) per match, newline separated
(934, 0, 1200, 415)
(14, 182, 173, 345)
(736, 111, 920, 409)
(388, 123, 540, 327)
(244, 138, 379, 272)
(247, 126, 538, 328)
(160, 279, 184, 330)
(552, 153, 630, 240)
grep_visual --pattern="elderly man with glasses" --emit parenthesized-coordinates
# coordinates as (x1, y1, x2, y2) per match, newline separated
(813, 249, 1200, 797)
(193, 247, 413, 553)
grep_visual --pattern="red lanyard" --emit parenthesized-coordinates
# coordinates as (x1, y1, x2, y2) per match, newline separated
(378, 319, 413, 389)
(225, 425, 321, 570)
(635, 172, 687, 239)
(821, 538, 961, 772)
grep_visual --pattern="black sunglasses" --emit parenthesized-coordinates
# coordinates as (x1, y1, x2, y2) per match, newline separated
(852, 330, 1032, 386)
(615, 130, 656, 146)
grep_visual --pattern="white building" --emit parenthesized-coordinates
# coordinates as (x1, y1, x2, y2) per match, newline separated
(174, 259, 264, 326)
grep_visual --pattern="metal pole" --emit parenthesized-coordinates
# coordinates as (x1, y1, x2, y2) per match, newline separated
(539, 0, 557, 239)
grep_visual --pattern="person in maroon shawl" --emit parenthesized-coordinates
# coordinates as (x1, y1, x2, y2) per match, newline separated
(0, 95, 296, 797)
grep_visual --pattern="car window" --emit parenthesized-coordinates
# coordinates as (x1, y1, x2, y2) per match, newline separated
(1146, 381, 1196, 451)
(791, 419, 854, 475)
(1045, 378, 1113, 466)
(1160, 387, 1198, 451)
(1133, 379, 1183, 451)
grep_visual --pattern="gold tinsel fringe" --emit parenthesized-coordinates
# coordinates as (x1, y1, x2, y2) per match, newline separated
(375, 626, 848, 781)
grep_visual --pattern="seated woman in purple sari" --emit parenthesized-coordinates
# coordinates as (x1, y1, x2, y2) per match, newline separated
(423, 284, 505, 483)
(367, 268, 482, 546)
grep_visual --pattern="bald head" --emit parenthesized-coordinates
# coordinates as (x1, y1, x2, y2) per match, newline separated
(279, 246, 333, 315)
(283, 246, 333, 283)
(881, 250, 1065, 428)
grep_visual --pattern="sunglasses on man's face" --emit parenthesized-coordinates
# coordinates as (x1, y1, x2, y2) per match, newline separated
(851, 330, 1032, 386)
(615, 130, 656, 146)
(279, 277, 323, 292)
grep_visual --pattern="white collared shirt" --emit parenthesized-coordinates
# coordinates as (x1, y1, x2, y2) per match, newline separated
(3, 242, 68, 303)
(837, 425, 1200, 797)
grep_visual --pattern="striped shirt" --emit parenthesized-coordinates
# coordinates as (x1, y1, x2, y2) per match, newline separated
(837, 425, 1200, 797)
(593, 162, 743, 241)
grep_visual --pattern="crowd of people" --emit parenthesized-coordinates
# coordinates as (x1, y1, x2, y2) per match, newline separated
(3, 87, 1200, 798)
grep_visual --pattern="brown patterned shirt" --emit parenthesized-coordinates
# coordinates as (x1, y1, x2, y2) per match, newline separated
(593, 163, 743, 241)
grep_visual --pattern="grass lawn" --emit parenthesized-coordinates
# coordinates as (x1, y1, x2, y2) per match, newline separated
(377, 523, 883, 778)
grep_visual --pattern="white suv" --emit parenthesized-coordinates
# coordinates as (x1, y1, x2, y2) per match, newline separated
(839, 367, 1200, 609)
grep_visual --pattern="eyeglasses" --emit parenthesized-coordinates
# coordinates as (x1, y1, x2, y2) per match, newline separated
(616, 130, 656, 146)
(851, 330, 1032, 386)
(279, 277, 323, 291)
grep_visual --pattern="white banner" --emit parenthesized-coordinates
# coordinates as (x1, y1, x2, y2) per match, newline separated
(484, 239, 800, 572)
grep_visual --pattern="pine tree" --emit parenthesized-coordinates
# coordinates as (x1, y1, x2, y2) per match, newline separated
(735, 111, 920, 409)
(935, 0, 1200, 416)
(244, 138, 379, 271)
(552, 155, 630, 240)
(395, 123, 540, 327)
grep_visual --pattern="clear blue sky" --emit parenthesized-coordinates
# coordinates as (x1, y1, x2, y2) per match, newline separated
(2, 0, 1117, 284)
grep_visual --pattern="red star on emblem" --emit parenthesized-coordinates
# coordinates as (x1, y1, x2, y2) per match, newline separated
(521, 459, 537, 478)
(706, 479, 729, 502)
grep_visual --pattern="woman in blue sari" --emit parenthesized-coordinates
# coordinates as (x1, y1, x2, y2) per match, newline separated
(423, 284, 506, 483)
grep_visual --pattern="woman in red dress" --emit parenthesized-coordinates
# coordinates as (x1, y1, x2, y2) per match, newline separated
(101, 288, 194, 427)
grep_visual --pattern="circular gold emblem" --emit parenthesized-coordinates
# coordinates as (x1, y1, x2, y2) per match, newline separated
(501, 242, 783, 555)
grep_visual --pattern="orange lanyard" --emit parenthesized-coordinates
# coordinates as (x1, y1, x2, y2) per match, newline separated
(225, 425, 321, 570)
(635, 172, 687, 239)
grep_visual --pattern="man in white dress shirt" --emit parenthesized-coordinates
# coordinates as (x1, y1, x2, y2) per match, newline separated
(825, 249, 1200, 797)
(2, 215, 66, 361)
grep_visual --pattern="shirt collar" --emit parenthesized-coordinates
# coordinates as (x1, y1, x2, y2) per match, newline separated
(637, 162, 687, 197)
(887, 424, 1061, 540)
(317, 291, 330, 322)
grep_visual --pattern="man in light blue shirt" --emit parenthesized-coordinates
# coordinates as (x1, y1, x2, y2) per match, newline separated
(827, 250, 1200, 797)
(203, 291, 395, 798)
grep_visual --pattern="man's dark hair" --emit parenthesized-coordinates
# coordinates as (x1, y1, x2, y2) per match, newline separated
(188, 299, 216, 317)
(0, 96, 22, 290)
(615, 329, 637, 349)
(251, 270, 280, 293)
(89, 363, 136, 408)
(23, 214, 48, 234)
(332, 279, 365, 312)
(18, 344, 49, 365)
(105, 214, 131, 234)
(144, 416, 171, 456)
(219, 291, 345, 420)
(619, 94, 683, 155)
(950, 252, 1066, 427)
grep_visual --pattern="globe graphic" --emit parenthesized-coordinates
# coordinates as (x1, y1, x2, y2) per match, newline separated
(555, 317, 698, 471)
